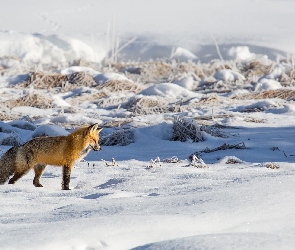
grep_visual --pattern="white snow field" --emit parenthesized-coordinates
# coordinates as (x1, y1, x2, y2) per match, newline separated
(1, 0, 295, 249)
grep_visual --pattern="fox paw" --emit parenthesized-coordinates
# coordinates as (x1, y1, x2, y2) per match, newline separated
(8, 179, 15, 184)
(33, 183, 43, 187)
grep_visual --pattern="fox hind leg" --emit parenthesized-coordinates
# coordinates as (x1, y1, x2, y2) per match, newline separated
(33, 164, 46, 187)
(8, 167, 31, 185)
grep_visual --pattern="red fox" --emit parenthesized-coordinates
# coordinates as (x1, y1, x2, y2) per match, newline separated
(0, 123, 102, 190)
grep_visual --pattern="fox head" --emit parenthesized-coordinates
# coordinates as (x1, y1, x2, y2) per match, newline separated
(86, 123, 103, 151)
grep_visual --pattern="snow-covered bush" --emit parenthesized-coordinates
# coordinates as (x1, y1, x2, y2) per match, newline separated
(171, 116, 204, 143)
(200, 124, 229, 138)
(190, 155, 207, 168)
(0, 131, 23, 146)
(220, 156, 243, 164)
(100, 129, 135, 146)
(189, 142, 247, 160)
(8, 120, 36, 131)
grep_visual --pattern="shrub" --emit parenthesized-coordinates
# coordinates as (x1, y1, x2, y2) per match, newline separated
(1, 131, 23, 146)
(100, 129, 135, 146)
(171, 116, 204, 142)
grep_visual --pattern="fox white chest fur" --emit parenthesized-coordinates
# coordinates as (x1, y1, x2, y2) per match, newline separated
(78, 145, 93, 161)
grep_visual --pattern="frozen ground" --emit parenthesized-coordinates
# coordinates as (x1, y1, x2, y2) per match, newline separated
(0, 0, 295, 249)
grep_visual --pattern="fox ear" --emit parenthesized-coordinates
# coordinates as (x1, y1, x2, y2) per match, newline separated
(88, 123, 99, 132)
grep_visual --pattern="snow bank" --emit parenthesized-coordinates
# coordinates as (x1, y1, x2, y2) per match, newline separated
(50, 114, 102, 125)
(31, 124, 69, 137)
(0, 31, 104, 64)
(140, 82, 200, 99)
(228, 46, 255, 61)
(170, 47, 197, 61)
(52, 95, 71, 107)
(173, 76, 195, 90)
(254, 78, 282, 92)
(227, 46, 269, 61)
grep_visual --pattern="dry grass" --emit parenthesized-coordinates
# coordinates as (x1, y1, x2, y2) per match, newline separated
(102, 119, 133, 128)
(17, 72, 67, 89)
(232, 89, 295, 100)
(67, 72, 97, 87)
(95, 95, 131, 108)
(4, 93, 54, 109)
(113, 60, 205, 84)
(66, 91, 108, 106)
(0, 111, 17, 121)
(241, 60, 273, 78)
(15, 71, 98, 91)
(96, 79, 143, 93)
(244, 117, 268, 123)
(67, 80, 143, 106)
(127, 94, 231, 116)
(126, 96, 168, 115)
(126, 96, 216, 116)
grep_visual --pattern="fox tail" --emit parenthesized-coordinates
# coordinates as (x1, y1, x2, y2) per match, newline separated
(0, 147, 18, 184)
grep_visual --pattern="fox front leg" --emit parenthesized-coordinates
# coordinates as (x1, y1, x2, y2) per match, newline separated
(62, 165, 72, 190)
(33, 164, 46, 187)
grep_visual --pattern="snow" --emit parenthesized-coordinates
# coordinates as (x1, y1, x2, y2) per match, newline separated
(173, 76, 195, 90)
(94, 72, 132, 84)
(228, 46, 256, 61)
(58, 66, 100, 76)
(170, 47, 198, 61)
(214, 69, 245, 82)
(140, 83, 200, 99)
(0, 0, 295, 249)
(31, 124, 69, 138)
(0, 31, 101, 64)
(254, 78, 282, 91)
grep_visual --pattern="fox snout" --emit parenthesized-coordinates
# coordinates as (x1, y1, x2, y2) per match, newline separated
(91, 144, 101, 151)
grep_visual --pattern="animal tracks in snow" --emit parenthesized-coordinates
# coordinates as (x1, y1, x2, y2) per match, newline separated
(35, 13, 61, 31)
(34, 3, 94, 32)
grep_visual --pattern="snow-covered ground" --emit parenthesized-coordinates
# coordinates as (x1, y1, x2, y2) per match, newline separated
(1, 0, 295, 249)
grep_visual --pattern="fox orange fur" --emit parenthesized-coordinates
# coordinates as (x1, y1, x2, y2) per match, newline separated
(0, 123, 102, 190)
